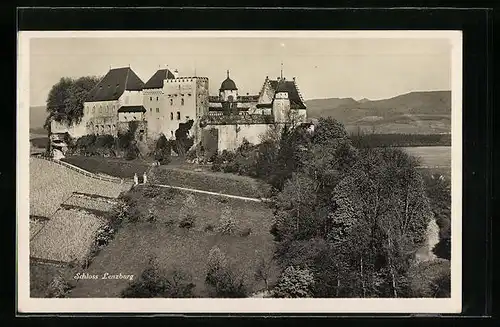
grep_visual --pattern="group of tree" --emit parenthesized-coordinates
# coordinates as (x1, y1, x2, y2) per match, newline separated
(44, 76, 101, 133)
(210, 117, 451, 298)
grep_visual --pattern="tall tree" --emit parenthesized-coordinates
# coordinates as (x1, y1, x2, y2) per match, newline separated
(46, 76, 101, 127)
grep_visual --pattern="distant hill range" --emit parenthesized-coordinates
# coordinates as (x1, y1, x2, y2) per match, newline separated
(30, 105, 48, 135)
(305, 91, 451, 134)
(30, 91, 451, 136)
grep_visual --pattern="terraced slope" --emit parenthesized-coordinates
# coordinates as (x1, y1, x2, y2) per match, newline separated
(30, 208, 106, 263)
(29, 157, 132, 217)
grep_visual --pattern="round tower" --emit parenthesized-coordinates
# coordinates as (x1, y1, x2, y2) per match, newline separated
(219, 70, 238, 102)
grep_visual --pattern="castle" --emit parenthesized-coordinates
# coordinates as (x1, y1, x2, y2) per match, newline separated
(51, 66, 307, 153)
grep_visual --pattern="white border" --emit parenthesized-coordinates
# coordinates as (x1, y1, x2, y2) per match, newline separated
(17, 30, 463, 314)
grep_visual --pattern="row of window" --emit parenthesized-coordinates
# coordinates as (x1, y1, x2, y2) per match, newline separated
(87, 105, 116, 115)
(148, 97, 186, 106)
(148, 109, 188, 121)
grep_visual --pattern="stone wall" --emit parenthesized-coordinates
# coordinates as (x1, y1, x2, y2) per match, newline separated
(205, 123, 271, 152)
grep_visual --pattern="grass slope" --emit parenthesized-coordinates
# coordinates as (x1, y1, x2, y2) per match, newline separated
(69, 186, 278, 298)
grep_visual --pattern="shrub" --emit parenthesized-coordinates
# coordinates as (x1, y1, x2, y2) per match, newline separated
(273, 266, 315, 298)
(154, 134, 172, 164)
(204, 224, 215, 232)
(45, 275, 74, 298)
(121, 258, 196, 298)
(216, 207, 236, 235)
(179, 215, 195, 229)
(143, 185, 161, 199)
(205, 246, 247, 298)
(238, 227, 252, 237)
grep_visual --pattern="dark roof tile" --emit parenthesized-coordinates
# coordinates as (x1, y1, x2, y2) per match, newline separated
(86, 67, 144, 102)
(144, 69, 175, 89)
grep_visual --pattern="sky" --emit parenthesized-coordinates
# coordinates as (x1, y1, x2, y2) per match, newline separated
(29, 36, 452, 107)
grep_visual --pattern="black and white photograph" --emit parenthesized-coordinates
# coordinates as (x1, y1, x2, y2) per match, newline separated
(17, 30, 462, 313)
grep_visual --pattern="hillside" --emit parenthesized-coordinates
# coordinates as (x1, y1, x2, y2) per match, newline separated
(305, 91, 451, 134)
(30, 105, 48, 133)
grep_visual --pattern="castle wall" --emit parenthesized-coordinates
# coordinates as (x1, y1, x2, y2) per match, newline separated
(207, 123, 271, 152)
(50, 120, 88, 139)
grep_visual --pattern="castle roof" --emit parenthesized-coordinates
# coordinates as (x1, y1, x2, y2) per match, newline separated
(220, 70, 238, 91)
(267, 78, 307, 109)
(86, 67, 144, 102)
(144, 68, 176, 89)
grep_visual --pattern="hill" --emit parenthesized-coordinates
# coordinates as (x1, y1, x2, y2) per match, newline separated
(30, 105, 48, 133)
(305, 91, 451, 134)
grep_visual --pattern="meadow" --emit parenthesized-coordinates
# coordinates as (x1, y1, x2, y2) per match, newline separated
(68, 185, 278, 297)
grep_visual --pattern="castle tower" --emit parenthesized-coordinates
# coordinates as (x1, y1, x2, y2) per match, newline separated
(273, 78, 290, 123)
(219, 70, 238, 103)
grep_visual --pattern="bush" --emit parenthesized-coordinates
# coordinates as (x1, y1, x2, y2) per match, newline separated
(273, 266, 315, 298)
(238, 227, 252, 237)
(205, 246, 247, 298)
(179, 215, 195, 229)
(121, 258, 196, 298)
(204, 224, 215, 232)
(143, 185, 161, 199)
(216, 207, 236, 235)
(45, 275, 73, 298)
(154, 134, 172, 164)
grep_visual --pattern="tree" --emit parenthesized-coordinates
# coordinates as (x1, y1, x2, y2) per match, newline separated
(46, 76, 101, 127)
(45, 275, 73, 298)
(216, 206, 236, 235)
(273, 266, 315, 298)
(254, 257, 274, 291)
(423, 173, 451, 260)
(205, 246, 246, 298)
(121, 258, 196, 298)
(326, 148, 433, 297)
(154, 134, 171, 165)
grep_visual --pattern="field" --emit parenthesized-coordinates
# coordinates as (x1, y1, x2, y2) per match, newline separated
(62, 155, 273, 198)
(61, 156, 151, 179)
(30, 208, 106, 263)
(68, 185, 278, 298)
(30, 157, 132, 217)
(402, 146, 451, 168)
(149, 166, 272, 198)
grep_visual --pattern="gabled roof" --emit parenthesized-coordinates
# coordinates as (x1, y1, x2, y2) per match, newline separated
(268, 79, 306, 109)
(86, 67, 144, 102)
(144, 69, 176, 89)
(118, 105, 146, 113)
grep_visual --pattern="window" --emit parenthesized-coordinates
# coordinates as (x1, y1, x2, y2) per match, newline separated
(156, 97, 159, 101)
(181, 98, 185, 105)
(170, 112, 174, 120)
(156, 108, 159, 113)
(150, 108, 152, 112)
(170, 99, 173, 106)
(185, 116, 190, 120)
(171, 131, 173, 137)
(176, 111, 180, 120)
(150, 97, 152, 101)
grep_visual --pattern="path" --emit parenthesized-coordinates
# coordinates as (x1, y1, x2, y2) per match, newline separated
(144, 183, 271, 203)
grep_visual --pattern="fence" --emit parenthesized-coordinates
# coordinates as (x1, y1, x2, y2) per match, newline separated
(34, 155, 124, 184)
